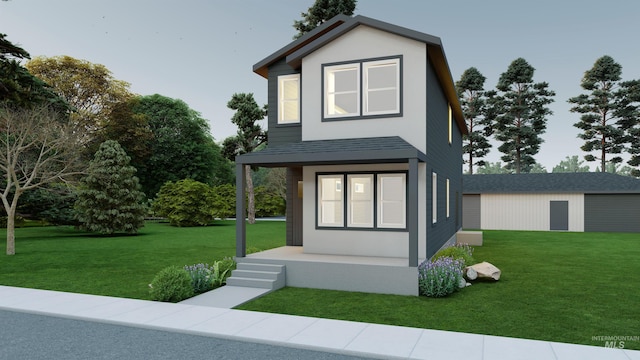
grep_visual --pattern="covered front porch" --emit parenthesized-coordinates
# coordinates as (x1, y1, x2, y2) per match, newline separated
(233, 137, 426, 295)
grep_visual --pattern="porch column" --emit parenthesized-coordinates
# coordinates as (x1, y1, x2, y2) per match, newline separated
(235, 162, 246, 258)
(408, 158, 419, 267)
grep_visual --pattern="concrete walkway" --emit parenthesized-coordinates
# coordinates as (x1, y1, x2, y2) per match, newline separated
(179, 285, 271, 308)
(0, 285, 638, 360)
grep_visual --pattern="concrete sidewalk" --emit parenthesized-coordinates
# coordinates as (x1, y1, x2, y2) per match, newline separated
(0, 285, 637, 360)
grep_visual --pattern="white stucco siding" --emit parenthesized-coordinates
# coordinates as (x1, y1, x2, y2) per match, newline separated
(302, 163, 427, 258)
(480, 193, 584, 232)
(300, 25, 428, 153)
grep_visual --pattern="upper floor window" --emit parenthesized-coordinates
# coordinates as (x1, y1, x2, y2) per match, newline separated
(278, 74, 300, 124)
(323, 56, 401, 120)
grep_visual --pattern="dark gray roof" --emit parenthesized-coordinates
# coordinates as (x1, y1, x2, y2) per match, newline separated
(236, 136, 426, 167)
(463, 173, 640, 194)
(252, 14, 467, 135)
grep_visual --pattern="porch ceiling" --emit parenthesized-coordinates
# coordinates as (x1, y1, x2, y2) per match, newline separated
(235, 136, 426, 167)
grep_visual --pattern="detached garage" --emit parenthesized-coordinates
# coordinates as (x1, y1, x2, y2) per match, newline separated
(463, 173, 640, 232)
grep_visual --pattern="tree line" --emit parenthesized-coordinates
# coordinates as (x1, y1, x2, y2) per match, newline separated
(459, 56, 640, 176)
(0, 33, 287, 254)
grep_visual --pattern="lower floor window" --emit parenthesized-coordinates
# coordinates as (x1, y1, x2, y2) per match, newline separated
(317, 172, 406, 230)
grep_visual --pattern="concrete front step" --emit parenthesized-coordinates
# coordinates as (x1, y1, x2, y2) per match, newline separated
(226, 262, 286, 291)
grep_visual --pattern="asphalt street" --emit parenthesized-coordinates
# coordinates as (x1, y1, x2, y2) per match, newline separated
(0, 309, 371, 360)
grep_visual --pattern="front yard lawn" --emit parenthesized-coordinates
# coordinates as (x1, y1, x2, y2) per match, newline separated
(1, 224, 638, 349)
(0, 220, 284, 299)
(237, 230, 640, 349)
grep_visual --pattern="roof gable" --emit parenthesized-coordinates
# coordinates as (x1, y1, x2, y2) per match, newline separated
(252, 14, 467, 135)
(463, 173, 640, 194)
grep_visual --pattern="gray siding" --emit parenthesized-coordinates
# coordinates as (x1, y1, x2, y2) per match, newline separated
(585, 194, 640, 232)
(286, 167, 303, 245)
(267, 59, 301, 146)
(462, 194, 481, 229)
(425, 57, 463, 258)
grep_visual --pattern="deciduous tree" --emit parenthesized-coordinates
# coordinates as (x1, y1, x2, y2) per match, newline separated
(0, 105, 84, 255)
(552, 155, 590, 173)
(293, 0, 357, 39)
(134, 94, 231, 197)
(75, 140, 146, 235)
(223, 93, 267, 224)
(487, 58, 555, 173)
(26, 55, 133, 145)
(456, 67, 492, 174)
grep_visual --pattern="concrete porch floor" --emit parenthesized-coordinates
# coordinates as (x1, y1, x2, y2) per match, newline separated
(245, 246, 414, 267)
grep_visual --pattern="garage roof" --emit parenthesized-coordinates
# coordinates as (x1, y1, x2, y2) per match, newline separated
(463, 173, 640, 194)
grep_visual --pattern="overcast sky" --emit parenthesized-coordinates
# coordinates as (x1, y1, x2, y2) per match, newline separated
(2, 0, 639, 170)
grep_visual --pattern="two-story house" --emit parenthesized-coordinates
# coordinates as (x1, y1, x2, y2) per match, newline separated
(231, 14, 467, 296)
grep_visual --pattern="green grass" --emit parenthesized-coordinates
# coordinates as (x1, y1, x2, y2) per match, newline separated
(237, 230, 640, 349)
(0, 220, 285, 299)
(2, 225, 638, 348)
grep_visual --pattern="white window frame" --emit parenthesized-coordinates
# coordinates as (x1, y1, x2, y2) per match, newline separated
(277, 74, 300, 124)
(347, 174, 374, 228)
(363, 58, 400, 116)
(448, 104, 452, 144)
(324, 63, 360, 118)
(432, 172, 438, 224)
(446, 178, 450, 218)
(317, 175, 344, 227)
(377, 173, 406, 229)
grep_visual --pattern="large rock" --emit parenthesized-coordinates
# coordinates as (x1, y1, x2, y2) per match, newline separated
(464, 262, 501, 281)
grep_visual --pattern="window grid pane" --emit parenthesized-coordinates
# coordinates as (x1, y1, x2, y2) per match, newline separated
(364, 60, 399, 115)
(378, 174, 406, 228)
(318, 175, 343, 227)
(348, 175, 373, 228)
(278, 75, 300, 124)
(325, 65, 359, 117)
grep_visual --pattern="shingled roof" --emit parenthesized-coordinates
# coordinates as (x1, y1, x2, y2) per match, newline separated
(236, 136, 426, 167)
(463, 173, 640, 194)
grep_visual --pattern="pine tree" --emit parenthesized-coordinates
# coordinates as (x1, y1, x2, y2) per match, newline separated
(293, 0, 357, 39)
(487, 58, 555, 173)
(456, 67, 492, 174)
(76, 140, 146, 235)
(569, 56, 629, 172)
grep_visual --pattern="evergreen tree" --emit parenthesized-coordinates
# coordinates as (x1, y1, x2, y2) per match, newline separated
(569, 56, 630, 172)
(76, 140, 146, 235)
(616, 79, 640, 177)
(293, 0, 357, 39)
(456, 67, 492, 174)
(487, 58, 555, 173)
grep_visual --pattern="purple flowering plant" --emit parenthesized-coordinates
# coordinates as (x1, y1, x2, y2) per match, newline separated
(418, 256, 464, 297)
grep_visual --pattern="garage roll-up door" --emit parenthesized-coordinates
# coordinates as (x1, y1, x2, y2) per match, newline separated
(584, 194, 640, 232)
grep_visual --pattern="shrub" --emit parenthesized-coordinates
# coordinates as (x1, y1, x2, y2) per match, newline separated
(211, 184, 236, 220)
(210, 257, 236, 287)
(149, 265, 194, 302)
(183, 257, 237, 294)
(418, 257, 464, 297)
(0, 215, 25, 228)
(432, 243, 476, 266)
(184, 263, 215, 294)
(152, 179, 215, 226)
